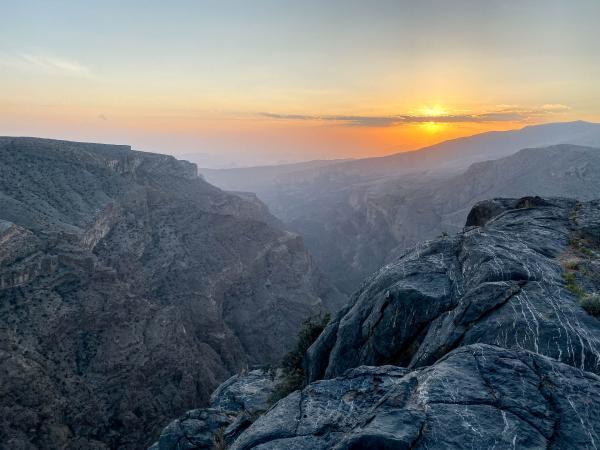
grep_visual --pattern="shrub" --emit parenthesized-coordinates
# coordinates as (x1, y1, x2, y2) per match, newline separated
(580, 246, 596, 258)
(564, 272, 585, 298)
(268, 313, 330, 404)
(581, 293, 600, 318)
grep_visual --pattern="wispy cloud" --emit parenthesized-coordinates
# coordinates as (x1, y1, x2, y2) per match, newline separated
(259, 105, 572, 127)
(0, 52, 92, 77)
(540, 104, 571, 112)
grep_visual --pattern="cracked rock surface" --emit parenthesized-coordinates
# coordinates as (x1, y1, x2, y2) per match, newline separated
(232, 344, 600, 450)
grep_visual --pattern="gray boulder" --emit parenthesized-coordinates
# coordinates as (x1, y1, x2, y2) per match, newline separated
(232, 344, 600, 450)
(156, 409, 233, 450)
(210, 369, 279, 416)
(152, 369, 278, 450)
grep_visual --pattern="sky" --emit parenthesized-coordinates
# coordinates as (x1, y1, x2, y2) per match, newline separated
(1, 0, 600, 167)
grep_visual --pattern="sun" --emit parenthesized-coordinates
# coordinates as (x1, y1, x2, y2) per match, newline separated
(420, 121, 444, 134)
(416, 105, 448, 133)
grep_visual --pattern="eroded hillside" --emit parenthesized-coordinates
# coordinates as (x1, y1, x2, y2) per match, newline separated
(0, 137, 344, 449)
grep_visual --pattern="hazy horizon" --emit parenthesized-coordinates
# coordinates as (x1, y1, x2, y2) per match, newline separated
(3, 119, 598, 169)
(3, 1, 600, 166)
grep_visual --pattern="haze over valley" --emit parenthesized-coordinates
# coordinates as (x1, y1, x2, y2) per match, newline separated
(202, 121, 600, 293)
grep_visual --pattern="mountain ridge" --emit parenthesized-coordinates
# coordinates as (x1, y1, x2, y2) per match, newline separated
(200, 121, 600, 191)
(0, 137, 344, 449)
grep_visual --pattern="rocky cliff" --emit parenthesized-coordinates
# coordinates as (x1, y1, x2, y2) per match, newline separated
(153, 196, 600, 449)
(0, 137, 344, 449)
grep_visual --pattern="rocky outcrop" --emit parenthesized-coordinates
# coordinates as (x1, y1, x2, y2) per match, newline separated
(209, 369, 279, 416)
(151, 369, 278, 450)
(151, 196, 600, 449)
(306, 197, 600, 381)
(0, 138, 344, 449)
(231, 344, 600, 450)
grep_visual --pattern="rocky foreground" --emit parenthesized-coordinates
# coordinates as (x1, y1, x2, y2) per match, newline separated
(0, 138, 344, 449)
(153, 196, 600, 449)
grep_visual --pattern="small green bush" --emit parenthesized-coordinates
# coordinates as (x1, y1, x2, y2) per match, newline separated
(564, 272, 585, 298)
(268, 313, 330, 404)
(580, 246, 596, 258)
(581, 293, 600, 318)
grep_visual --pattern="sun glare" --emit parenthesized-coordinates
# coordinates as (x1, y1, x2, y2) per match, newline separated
(412, 105, 448, 134)
(420, 121, 444, 134)
(419, 105, 447, 117)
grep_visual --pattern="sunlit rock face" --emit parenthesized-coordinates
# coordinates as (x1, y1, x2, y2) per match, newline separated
(0, 137, 344, 450)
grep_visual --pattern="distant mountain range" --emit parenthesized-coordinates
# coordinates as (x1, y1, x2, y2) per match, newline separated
(200, 122, 600, 293)
(201, 121, 600, 188)
(0, 137, 344, 449)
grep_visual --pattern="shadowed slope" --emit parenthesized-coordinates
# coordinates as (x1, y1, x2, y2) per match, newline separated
(0, 137, 344, 449)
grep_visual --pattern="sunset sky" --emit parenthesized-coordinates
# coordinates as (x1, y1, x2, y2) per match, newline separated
(2, 0, 600, 166)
